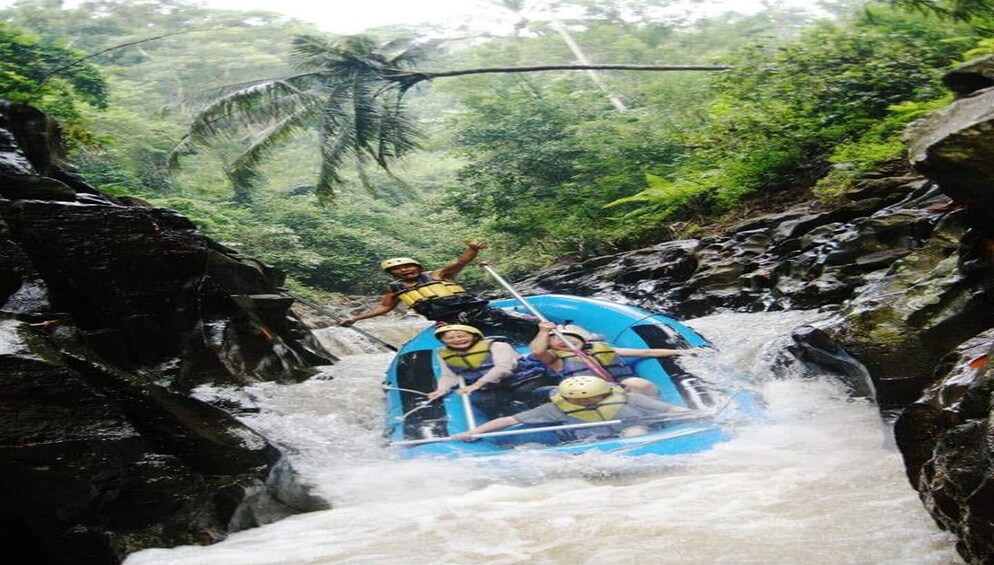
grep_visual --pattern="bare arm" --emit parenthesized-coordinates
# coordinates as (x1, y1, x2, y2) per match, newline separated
(614, 346, 709, 358)
(529, 320, 558, 365)
(452, 415, 521, 440)
(339, 290, 399, 326)
(434, 241, 486, 280)
(427, 355, 460, 400)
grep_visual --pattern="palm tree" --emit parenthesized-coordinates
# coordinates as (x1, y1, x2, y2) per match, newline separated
(170, 34, 423, 202)
(171, 33, 728, 202)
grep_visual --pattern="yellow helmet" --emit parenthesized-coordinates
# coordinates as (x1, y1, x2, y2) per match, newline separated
(558, 376, 612, 399)
(433, 324, 484, 339)
(380, 257, 422, 272)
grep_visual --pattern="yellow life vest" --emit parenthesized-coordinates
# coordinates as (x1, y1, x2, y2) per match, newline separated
(551, 342, 635, 379)
(550, 387, 628, 422)
(390, 273, 468, 307)
(438, 339, 493, 371)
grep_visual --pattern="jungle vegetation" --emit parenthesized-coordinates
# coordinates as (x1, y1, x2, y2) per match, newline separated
(1, 0, 991, 294)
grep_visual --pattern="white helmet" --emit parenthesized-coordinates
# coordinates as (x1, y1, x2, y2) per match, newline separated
(380, 257, 422, 272)
(552, 324, 592, 343)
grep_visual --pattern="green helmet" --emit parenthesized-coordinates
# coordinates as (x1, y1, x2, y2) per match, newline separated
(380, 257, 422, 272)
(558, 376, 612, 399)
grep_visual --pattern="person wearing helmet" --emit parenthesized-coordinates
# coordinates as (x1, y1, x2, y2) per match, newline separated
(427, 324, 557, 416)
(451, 375, 694, 441)
(339, 241, 538, 342)
(529, 321, 708, 397)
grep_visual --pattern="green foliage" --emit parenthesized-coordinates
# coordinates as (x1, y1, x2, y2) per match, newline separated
(0, 21, 107, 130)
(5, 0, 988, 294)
(961, 37, 994, 58)
(436, 5, 845, 269)
(885, 0, 994, 27)
(612, 8, 973, 226)
(813, 96, 953, 199)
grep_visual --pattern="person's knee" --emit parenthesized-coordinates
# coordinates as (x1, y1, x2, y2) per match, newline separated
(619, 425, 649, 437)
(621, 378, 659, 396)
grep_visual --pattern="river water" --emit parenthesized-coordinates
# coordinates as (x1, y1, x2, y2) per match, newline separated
(124, 311, 962, 565)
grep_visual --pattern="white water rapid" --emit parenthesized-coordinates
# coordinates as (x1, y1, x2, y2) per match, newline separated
(124, 311, 962, 565)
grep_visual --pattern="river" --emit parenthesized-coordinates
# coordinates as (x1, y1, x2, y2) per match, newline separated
(124, 311, 962, 565)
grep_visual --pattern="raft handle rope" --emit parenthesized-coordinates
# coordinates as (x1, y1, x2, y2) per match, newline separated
(382, 385, 430, 396)
(382, 385, 437, 421)
(389, 411, 713, 446)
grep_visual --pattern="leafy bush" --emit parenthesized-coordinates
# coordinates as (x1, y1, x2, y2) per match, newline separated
(0, 22, 107, 140)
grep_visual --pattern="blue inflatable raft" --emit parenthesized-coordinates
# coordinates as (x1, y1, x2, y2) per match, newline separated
(383, 294, 760, 457)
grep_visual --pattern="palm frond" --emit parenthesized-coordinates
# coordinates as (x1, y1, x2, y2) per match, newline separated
(168, 77, 325, 167)
(175, 33, 435, 200)
(314, 101, 360, 200)
(227, 104, 317, 181)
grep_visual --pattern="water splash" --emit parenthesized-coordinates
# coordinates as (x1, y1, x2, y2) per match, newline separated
(127, 310, 962, 565)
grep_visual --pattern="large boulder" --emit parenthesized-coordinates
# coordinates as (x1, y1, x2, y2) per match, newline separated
(817, 209, 991, 408)
(905, 72, 994, 235)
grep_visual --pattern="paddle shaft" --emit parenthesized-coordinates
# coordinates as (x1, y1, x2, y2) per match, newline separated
(391, 411, 708, 446)
(458, 376, 478, 429)
(281, 290, 399, 352)
(480, 264, 615, 381)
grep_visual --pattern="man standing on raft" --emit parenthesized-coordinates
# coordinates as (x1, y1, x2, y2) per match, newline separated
(339, 241, 538, 341)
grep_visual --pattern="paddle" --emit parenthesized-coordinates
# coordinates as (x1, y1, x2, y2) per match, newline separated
(280, 288, 399, 352)
(458, 376, 478, 429)
(479, 263, 616, 382)
(390, 411, 712, 446)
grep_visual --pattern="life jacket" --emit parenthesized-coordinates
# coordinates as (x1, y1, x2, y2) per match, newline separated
(439, 341, 552, 389)
(550, 387, 628, 422)
(389, 272, 469, 307)
(389, 273, 488, 319)
(551, 342, 636, 380)
(438, 339, 496, 384)
(503, 355, 553, 387)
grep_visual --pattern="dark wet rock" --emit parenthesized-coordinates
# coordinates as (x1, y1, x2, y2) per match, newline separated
(942, 55, 994, 98)
(0, 173, 77, 201)
(513, 175, 949, 320)
(894, 331, 994, 564)
(772, 324, 876, 399)
(0, 102, 334, 563)
(0, 317, 297, 564)
(813, 210, 989, 408)
(905, 84, 994, 234)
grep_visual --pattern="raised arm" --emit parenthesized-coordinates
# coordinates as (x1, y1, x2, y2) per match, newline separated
(529, 320, 558, 365)
(339, 290, 399, 326)
(434, 240, 487, 280)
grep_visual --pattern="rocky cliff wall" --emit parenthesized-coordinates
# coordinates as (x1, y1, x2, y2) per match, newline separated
(0, 101, 333, 564)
